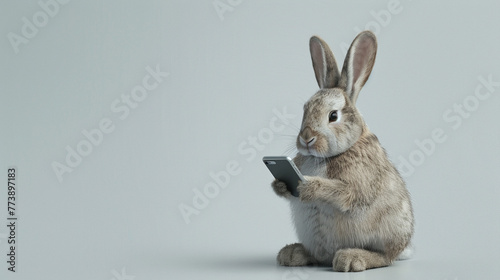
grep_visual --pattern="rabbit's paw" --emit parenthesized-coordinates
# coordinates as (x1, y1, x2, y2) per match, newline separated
(277, 243, 315, 266)
(297, 176, 319, 202)
(271, 179, 291, 198)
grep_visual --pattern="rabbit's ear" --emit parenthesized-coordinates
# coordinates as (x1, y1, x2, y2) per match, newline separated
(339, 31, 377, 104)
(310, 36, 340, 89)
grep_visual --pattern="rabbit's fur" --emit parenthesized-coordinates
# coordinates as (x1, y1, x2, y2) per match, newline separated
(272, 31, 414, 272)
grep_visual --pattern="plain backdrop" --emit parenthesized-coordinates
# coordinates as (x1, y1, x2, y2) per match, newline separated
(1, 1, 500, 279)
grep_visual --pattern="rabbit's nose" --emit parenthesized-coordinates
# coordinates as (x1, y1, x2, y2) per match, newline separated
(307, 137, 317, 146)
(299, 136, 317, 147)
(299, 126, 317, 147)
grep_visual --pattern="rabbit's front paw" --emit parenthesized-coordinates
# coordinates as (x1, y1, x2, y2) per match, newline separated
(297, 176, 318, 202)
(271, 179, 291, 198)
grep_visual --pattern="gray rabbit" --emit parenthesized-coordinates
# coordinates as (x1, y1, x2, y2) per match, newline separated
(272, 31, 414, 272)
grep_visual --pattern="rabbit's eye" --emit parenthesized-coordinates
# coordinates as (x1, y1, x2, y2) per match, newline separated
(329, 110, 339, 122)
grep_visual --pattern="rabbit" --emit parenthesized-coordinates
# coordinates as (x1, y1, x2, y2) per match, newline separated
(271, 31, 414, 272)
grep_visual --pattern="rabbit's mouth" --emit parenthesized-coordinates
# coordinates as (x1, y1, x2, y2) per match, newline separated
(297, 130, 350, 158)
(297, 127, 320, 156)
(297, 135, 331, 158)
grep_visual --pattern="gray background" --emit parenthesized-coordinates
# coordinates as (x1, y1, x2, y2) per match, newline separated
(1, 0, 500, 279)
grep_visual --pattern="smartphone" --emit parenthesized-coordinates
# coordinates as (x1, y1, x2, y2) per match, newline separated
(262, 156, 305, 197)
